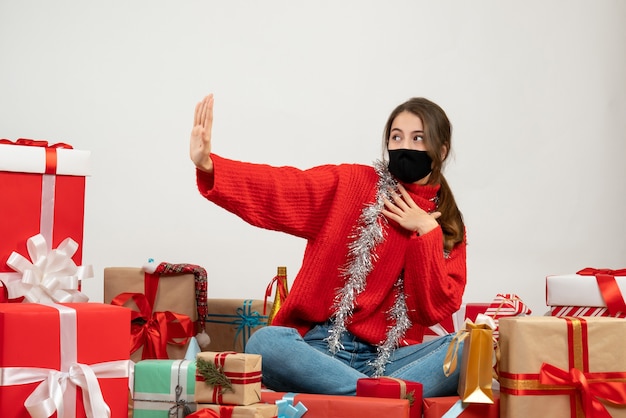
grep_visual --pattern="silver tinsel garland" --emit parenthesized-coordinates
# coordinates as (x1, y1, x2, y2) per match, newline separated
(324, 160, 411, 376)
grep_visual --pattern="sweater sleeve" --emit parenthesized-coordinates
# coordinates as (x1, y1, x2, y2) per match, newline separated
(402, 227, 467, 327)
(196, 154, 344, 240)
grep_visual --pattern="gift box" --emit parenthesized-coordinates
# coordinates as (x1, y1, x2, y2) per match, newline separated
(483, 293, 531, 339)
(0, 139, 90, 296)
(423, 303, 490, 342)
(549, 305, 626, 318)
(356, 377, 422, 418)
(546, 268, 626, 316)
(195, 403, 277, 418)
(498, 316, 626, 417)
(133, 359, 197, 418)
(422, 392, 500, 418)
(261, 391, 410, 418)
(205, 299, 270, 352)
(104, 262, 206, 361)
(195, 351, 262, 406)
(0, 302, 132, 418)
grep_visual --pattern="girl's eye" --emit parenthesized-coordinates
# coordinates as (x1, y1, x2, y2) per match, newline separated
(391, 135, 401, 141)
(414, 135, 424, 142)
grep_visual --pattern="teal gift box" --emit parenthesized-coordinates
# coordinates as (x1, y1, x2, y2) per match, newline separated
(133, 359, 197, 418)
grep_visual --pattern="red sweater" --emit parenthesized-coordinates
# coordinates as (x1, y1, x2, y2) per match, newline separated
(197, 154, 467, 345)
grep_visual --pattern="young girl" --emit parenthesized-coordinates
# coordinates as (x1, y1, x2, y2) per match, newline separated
(189, 94, 466, 397)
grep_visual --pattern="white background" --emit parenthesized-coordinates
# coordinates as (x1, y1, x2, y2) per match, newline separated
(1, 1, 625, 316)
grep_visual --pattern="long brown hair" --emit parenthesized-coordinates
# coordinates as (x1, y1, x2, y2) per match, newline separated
(382, 97, 465, 251)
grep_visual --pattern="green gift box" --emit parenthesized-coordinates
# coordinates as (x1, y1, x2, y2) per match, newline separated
(133, 359, 197, 418)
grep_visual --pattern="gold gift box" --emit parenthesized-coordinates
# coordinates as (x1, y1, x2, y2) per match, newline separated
(195, 351, 262, 406)
(196, 403, 277, 418)
(104, 267, 198, 362)
(498, 316, 626, 417)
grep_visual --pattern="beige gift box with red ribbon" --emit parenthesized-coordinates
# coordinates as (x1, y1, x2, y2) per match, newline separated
(498, 316, 626, 418)
(194, 351, 262, 406)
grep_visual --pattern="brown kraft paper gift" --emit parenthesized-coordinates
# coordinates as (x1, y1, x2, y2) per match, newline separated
(104, 266, 198, 362)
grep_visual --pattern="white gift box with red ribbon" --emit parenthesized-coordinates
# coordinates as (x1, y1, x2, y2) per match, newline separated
(546, 268, 626, 315)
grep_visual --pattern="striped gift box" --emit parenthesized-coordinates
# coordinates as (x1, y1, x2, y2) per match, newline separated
(550, 305, 626, 318)
(483, 294, 532, 338)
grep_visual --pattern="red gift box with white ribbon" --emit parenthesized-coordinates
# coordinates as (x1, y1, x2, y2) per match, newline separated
(0, 139, 90, 297)
(0, 303, 132, 417)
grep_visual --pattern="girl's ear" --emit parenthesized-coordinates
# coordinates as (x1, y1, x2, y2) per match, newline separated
(440, 145, 448, 161)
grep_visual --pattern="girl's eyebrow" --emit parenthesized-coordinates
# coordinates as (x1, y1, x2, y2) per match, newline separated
(391, 127, 424, 134)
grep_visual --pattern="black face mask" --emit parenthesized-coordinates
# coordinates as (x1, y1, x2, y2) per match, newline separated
(387, 149, 433, 183)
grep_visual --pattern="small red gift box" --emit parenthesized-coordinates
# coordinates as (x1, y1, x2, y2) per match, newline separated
(423, 392, 500, 418)
(0, 303, 132, 417)
(0, 139, 90, 281)
(261, 391, 410, 418)
(356, 377, 422, 418)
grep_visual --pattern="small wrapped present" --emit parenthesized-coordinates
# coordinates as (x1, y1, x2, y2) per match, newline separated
(104, 261, 208, 361)
(205, 299, 270, 352)
(356, 377, 422, 418)
(423, 303, 490, 342)
(195, 351, 262, 406)
(195, 403, 278, 418)
(499, 316, 626, 417)
(0, 302, 132, 417)
(444, 315, 497, 404)
(546, 268, 626, 316)
(483, 293, 531, 339)
(133, 359, 197, 418)
(261, 391, 410, 418)
(422, 392, 500, 418)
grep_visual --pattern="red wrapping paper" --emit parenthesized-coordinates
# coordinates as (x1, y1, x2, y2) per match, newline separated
(260, 391, 410, 418)
(422, 392, 500, 418)
(0, 140, 89, 277)
(0, 303, 131, 417)
(356, 377, 422, 418)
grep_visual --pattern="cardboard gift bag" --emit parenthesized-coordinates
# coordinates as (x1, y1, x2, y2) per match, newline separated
(444, 314, 496, 404)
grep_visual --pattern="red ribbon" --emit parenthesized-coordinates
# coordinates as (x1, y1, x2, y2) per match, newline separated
(577, 268, 626, 315)
(263, 274, 288, 316)
(0, 138, 73, 175)
(539, 363, 626, 418)
(111, 289, 194, 359)
(0, 281, 25, 303)
(186, 409, 220, 418)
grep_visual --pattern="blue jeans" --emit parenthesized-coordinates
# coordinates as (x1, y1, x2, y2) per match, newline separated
(245, 323, 461, 397)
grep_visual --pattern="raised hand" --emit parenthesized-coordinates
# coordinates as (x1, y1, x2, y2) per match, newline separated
(190, 94, 215, 173)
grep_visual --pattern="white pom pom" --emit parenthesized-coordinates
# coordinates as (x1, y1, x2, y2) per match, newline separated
(195, 330, 211, 349)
